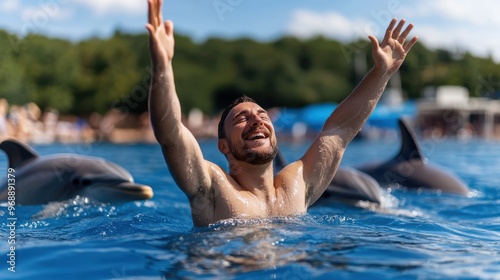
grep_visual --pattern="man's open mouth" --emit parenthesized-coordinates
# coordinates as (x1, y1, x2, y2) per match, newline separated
(244, 128, 270, 141)
(246, 132, 267, 140)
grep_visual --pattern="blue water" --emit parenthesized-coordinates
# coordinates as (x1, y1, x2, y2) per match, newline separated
(1, 138, 499, 279)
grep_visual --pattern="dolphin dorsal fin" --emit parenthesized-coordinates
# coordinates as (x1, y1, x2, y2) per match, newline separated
(0, 139, 39, 169)
(396, 118, 426, 162)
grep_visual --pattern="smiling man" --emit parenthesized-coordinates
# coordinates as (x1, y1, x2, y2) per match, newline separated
(146, 0, 417, 226)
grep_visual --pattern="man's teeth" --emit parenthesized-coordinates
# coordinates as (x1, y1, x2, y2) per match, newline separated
(249, 133, 265, 140)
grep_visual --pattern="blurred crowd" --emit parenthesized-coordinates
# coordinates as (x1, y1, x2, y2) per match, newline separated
(0, 99, 95, 144)
(5, 97, 499, 145)
(0, 99, 222, 144)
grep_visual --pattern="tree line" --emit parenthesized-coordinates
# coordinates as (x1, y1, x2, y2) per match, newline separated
(1, 28, 500, 117)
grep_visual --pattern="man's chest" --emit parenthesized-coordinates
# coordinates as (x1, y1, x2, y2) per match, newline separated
(212, 183, 307, 221)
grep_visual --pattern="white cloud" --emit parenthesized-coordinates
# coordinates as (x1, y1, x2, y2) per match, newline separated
(0, 0, 19, 12)
(6, 2, 75, 36)
(411, 0, 500, 61)
(75, 0, 145, 15)
(21, 5, 73, 22)
(286, 8, 411, 42)
(286, 9, 369, 40)
(414, 0, 500, 26)
(286, 3, 500, 62)
(417, 23, 500, 61)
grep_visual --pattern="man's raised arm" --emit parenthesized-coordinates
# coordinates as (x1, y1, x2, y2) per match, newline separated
(301, 19, 418, 205)
(146, 0, 211, 198)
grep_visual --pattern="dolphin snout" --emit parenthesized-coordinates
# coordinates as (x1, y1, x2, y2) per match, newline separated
(115, 182, 154, 199)
(81, 182, 154, 203)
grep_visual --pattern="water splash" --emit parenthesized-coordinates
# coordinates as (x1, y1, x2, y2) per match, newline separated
(355, 190, 423, 218)
(31, 196, 117, 220)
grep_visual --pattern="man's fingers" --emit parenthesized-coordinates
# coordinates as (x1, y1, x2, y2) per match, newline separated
(382, 18, 397, 44)
(158, 0, 164, 27)
(391, 19, 405, 40)
(368, 35, 379, 54)
(403, 36, 418, 53)
(148, 0, 162, 27)
(398, 23, 414, 45)
(148, 0, 155, 25)
(165, 20, 174, 36)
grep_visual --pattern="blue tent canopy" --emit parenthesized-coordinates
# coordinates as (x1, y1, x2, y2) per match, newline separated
(300, 103, 338, 131)
(367, 101, 417, 128)
(272, 101, 416, 133)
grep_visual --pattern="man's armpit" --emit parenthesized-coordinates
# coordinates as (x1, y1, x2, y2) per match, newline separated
(305, 184, 315, 206)
(189, 187, 215, 217)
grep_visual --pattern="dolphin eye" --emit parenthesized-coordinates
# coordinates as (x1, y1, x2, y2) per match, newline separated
(82, 179, 92, 186)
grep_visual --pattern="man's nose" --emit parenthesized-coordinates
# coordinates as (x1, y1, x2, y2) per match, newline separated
(251, 115, 263, 126)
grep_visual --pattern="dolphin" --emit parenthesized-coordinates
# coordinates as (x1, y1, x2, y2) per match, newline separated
(321, 167, 383, 204)
(356, 118, 470, 195)
(0, 139, 154, 205)
(274, 149, 383, 204)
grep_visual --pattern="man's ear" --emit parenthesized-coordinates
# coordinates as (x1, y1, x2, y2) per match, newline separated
(218, 139, 229, 154)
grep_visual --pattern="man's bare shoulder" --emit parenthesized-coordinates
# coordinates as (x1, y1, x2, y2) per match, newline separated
(204, 161, 232, 184)
(203, 160, 244, 195)
(276, 160, 304, 177)
(274, 160, 306, 190)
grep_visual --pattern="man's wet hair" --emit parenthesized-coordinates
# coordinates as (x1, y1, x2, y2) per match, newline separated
(217, 95, 256, 139)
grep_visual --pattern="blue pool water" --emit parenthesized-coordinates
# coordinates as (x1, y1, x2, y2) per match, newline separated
(0, 138, 499, 279)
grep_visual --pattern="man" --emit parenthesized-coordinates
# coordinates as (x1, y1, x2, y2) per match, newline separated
(147, 0, 418, 227)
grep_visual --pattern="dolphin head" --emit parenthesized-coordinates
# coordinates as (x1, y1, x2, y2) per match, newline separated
(0, 140, 154, 205)
(65, 157, 154, 203)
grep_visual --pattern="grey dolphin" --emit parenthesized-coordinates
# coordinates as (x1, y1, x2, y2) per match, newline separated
(274, 150, 383, 204)
(0, 139, 154, 205)
(321, 167, 382, 204)
(356, 118, 470, 195)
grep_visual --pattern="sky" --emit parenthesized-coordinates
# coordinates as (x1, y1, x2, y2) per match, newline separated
(1, 0, 500, 61)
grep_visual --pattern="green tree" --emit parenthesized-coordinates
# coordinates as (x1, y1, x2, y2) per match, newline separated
(3, 28, 500, 117)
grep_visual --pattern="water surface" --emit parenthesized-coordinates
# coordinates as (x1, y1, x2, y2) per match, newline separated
(0, 138, 499, 279)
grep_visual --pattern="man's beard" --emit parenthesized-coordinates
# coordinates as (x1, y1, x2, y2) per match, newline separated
(229, 140, 278, 165)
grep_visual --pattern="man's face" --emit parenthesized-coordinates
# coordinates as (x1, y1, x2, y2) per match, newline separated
(223, 102, 278, 165)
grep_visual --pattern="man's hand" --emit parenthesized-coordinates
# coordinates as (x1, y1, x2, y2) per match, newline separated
(369, 18, 418, 76)
(146, 0, 174, 68)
